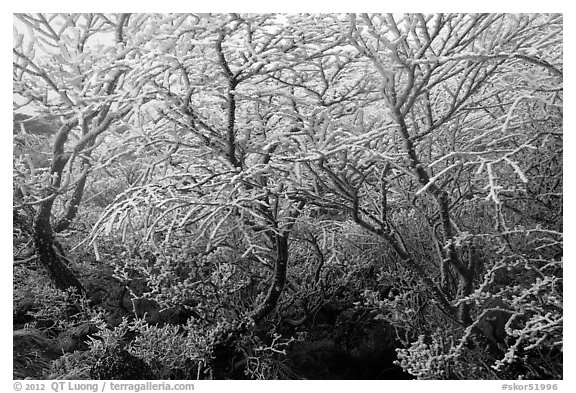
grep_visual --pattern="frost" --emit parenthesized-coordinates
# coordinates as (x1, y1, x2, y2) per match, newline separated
(504, 157, 528, 183)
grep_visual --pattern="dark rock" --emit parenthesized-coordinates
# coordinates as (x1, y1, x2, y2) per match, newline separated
(13, 328, 61, 379)
(287, 312, 413, 379)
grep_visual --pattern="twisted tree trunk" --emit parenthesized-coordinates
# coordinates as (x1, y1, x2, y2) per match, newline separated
(33, 133, 84, 293)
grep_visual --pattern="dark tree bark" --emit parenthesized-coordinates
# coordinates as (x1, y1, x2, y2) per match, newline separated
(33, 125, 84, 292)
(251, 233, 290, 322)
(34, 214, 84, 293)
(250, 201, 304, 323)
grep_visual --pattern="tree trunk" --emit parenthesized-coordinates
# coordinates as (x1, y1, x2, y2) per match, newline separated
(251, 233, 289, 322)
(33, 142, 84, 293)
(34, 209, 84, 293)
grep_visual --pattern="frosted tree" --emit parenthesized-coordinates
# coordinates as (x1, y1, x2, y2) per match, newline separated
(14, 13, 562, 379)
(87, 14, 354, 322)
(293, 13, 563, 378)
(14, 13, 141, 291)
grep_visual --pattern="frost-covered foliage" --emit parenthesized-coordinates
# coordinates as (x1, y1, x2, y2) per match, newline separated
(14, 13, 562, 380)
